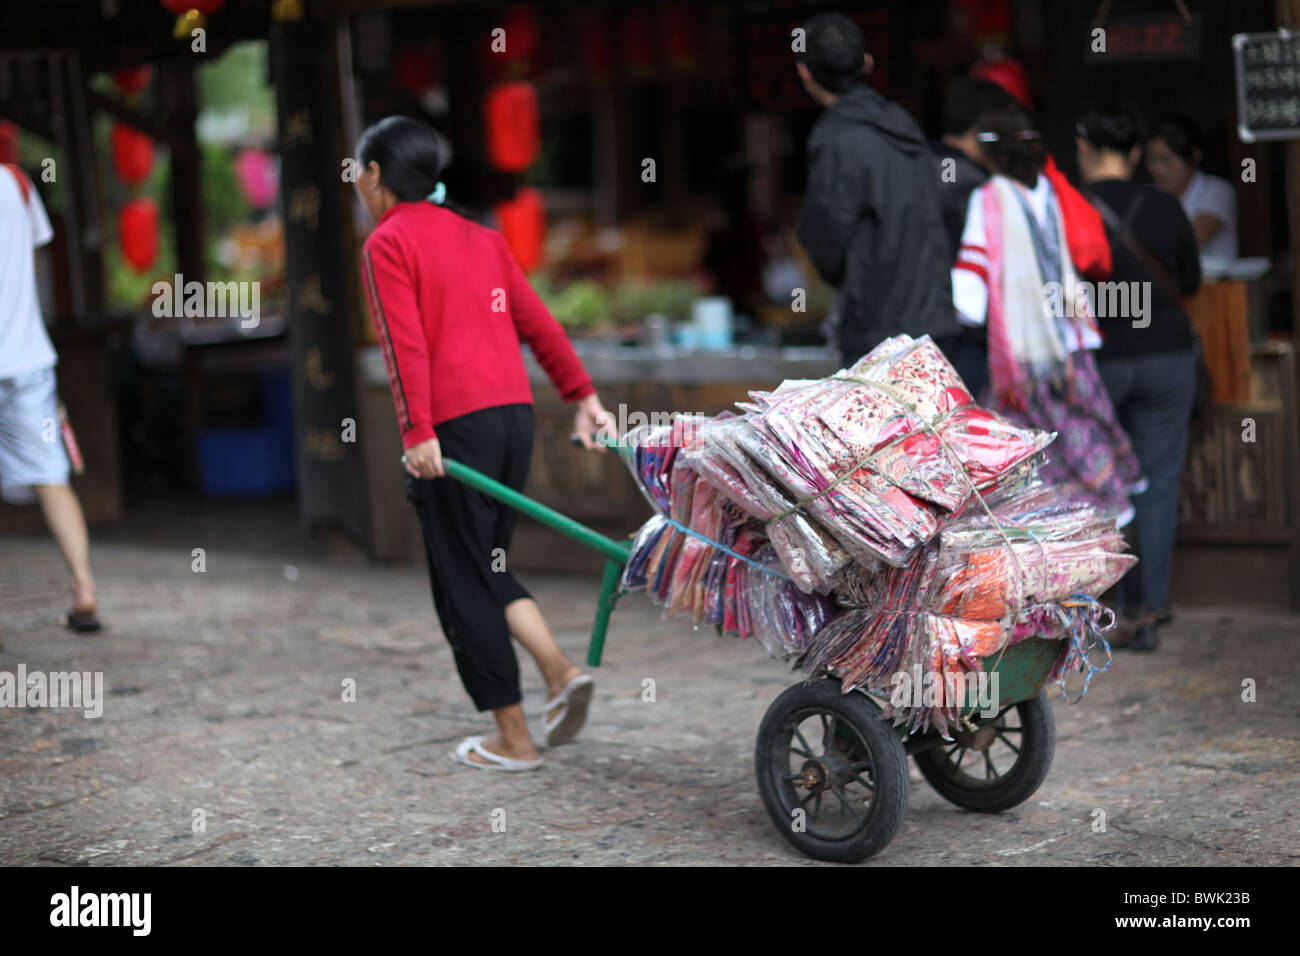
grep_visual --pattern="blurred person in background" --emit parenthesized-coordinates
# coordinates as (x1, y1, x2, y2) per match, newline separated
(794, 12, 960, 365)
(951, 101, 1142, 523)
(1146, 111, 1238, 262)
(1077, 101, 1202, 652)
(0, 161, 100, 632)
(355, 117, 613, 771)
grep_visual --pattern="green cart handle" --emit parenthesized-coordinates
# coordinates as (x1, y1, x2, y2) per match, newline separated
(442, 456, 631, 668)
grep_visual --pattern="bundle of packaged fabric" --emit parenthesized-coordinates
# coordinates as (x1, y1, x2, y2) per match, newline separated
(615, 334, 1132, 733)
(802, 480, 1134, 735)
(695, 334, 1054, 587)
(619, 416, 836, 659)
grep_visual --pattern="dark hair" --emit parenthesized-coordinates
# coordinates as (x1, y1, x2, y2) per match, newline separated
(1148, 111, 1202, 162)
(980, 101, 1043, 187)
(799, 13, 864, 94)
(941, 77, 1016, 137)
(356, 115, 446, 203)
(1076, 99, 1146, 154)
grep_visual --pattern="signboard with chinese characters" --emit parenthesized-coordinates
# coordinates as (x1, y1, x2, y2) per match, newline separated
(270, 16, 369, 540)
(1087, 12, 1203, 62)
(1233, 30, 1300, 142)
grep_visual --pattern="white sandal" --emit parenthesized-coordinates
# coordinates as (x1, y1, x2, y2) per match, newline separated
(451, 735, 543, 772)
(543, 674, 595, 748)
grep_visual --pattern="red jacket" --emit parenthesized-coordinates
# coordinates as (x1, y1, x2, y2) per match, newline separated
(361, 200, 594, 449)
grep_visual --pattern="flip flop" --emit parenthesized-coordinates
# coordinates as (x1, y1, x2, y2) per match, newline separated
(63, 609, 101, 633)
(450, 735, 543, 772)
(543, 674, 594, 748)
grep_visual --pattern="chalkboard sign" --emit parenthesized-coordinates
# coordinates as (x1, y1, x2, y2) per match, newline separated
(1233, 30, 1300, 142)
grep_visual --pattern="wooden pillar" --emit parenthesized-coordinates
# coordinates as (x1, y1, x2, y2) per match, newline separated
(50, 49, 104, 320)
(159, 59, 204, 285)
(270, 12, 369, 544)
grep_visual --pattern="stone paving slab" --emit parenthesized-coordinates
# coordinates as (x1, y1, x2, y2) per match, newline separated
(1, 536, 1297, 866)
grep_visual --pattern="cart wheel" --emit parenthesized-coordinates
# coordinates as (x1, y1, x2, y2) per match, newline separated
(913, 691, 1054, 813)
(754, 678, 909, 863)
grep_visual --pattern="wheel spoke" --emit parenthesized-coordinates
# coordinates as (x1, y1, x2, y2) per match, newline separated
(846, 759, 873, 772)
(983, 750, 997, 780)
(828, 784, 854, 812)
(995, 730, 1021, 754)
(792, 727, 817, 760)
(953, 748, 967, 774)
(944, 742, 962, 758)
(854, 773, 875, 792)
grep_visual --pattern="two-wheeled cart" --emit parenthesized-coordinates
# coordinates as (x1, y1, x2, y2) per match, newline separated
(444, 455, 1062, 863)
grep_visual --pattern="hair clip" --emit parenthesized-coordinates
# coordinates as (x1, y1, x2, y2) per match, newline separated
(427, 182, 447, 205)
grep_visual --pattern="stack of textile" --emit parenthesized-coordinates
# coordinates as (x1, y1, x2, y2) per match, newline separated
(616, 335, 1132, 733)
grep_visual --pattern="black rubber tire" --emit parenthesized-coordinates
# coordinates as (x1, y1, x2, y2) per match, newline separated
(913, 691, 1055, 813)
(754, 679, 909, 863)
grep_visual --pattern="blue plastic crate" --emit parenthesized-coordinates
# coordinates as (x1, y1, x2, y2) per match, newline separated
(196, 426, 296, 497)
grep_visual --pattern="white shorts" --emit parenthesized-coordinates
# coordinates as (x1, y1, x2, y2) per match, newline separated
(0, 366, 70, 504)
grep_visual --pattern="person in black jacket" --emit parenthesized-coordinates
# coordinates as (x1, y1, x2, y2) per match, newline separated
(1077, 100, 1202, 653)
(795, 12, 960, 366)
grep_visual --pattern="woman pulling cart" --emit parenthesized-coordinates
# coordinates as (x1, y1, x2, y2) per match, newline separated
(355, 116, 613, 771)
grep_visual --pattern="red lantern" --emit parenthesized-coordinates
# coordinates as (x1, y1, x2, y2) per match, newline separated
(119, 198, 159, 273)
(484, 81, 540, 173)
(161, 0, 224, 37)
(111, 123, 154, 187)
(161, 0, 224, 14)
(620, 7, 657, 75)
(395, 47, 437, 97)
(501, 6, 540, 64)
(112, 65, 153, 96)
(579, 14, 613, 79)
(497, 187, 545, 274)
(662, 4, 697, 69)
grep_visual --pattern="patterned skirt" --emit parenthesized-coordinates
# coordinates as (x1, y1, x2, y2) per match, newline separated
(985, 350, 1143, 526)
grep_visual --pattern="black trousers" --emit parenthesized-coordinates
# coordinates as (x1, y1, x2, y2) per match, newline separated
(404, 404, 534, 712)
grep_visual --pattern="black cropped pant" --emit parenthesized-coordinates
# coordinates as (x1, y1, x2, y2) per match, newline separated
(404, 404, 534, 712)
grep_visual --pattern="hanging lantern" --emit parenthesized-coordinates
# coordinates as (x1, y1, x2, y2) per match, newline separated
(111, 123, 154, 187)
(620, 7, 657, 76)
(233, 148, 277, 209)
(112, 65, 153, 97)
(578, 13, 613, 79)
(497, 187, 545, 274)
(662, 4, 697, 70)
(119, 198, 159, 273)
(484, 81, 540, 173)
(501, 5, 540, 64)
(161, 0, 225, 39)
(395, 47, 437, 98)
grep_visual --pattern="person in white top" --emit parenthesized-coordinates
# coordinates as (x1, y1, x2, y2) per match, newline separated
(950, 100, 1141, 526)
(1145, 112, 1238, 262)
(0, 162, 101, 631)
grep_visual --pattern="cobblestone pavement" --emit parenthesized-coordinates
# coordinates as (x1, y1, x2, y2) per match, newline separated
(2, 533, 1298, 866)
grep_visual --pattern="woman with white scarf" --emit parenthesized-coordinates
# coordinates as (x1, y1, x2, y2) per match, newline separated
(951, 101, 1142, 526)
